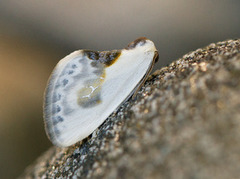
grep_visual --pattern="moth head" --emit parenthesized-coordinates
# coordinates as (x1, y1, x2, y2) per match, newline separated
(125, 37, 158, 63)
(126, 37, 156, 50)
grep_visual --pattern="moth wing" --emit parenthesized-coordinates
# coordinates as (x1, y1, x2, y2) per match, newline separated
(44, 50, 105, 147)
(44, 43, 156, 147)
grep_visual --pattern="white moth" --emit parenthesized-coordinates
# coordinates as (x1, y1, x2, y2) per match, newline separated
(44, 37, 158, 147)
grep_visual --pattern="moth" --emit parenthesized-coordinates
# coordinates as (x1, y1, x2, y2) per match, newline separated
(44, 37, 158, 147)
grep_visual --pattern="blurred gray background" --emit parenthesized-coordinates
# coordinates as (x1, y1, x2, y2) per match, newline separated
(0, 1, 239, 178)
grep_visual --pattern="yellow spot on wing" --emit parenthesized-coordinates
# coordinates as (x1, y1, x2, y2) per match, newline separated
(77, 71, 106, 107)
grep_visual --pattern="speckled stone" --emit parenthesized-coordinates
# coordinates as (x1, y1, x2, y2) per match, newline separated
(21, 39, 240, 179)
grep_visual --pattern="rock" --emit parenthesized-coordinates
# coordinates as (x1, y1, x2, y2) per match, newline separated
(20, 39, 240, 179)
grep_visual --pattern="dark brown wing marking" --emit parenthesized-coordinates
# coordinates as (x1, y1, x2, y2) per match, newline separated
(84, 50, 121, 67)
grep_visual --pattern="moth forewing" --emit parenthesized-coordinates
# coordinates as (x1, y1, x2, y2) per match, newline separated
(44, 37, 158, 147)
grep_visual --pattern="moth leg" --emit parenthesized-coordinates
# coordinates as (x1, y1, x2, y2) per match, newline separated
(132, 51, 159, 99)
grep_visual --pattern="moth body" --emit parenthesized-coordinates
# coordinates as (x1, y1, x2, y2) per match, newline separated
(44, 37, 158, 147)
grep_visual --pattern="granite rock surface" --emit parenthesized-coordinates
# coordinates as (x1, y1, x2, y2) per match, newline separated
(21, 39, 240, 179)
